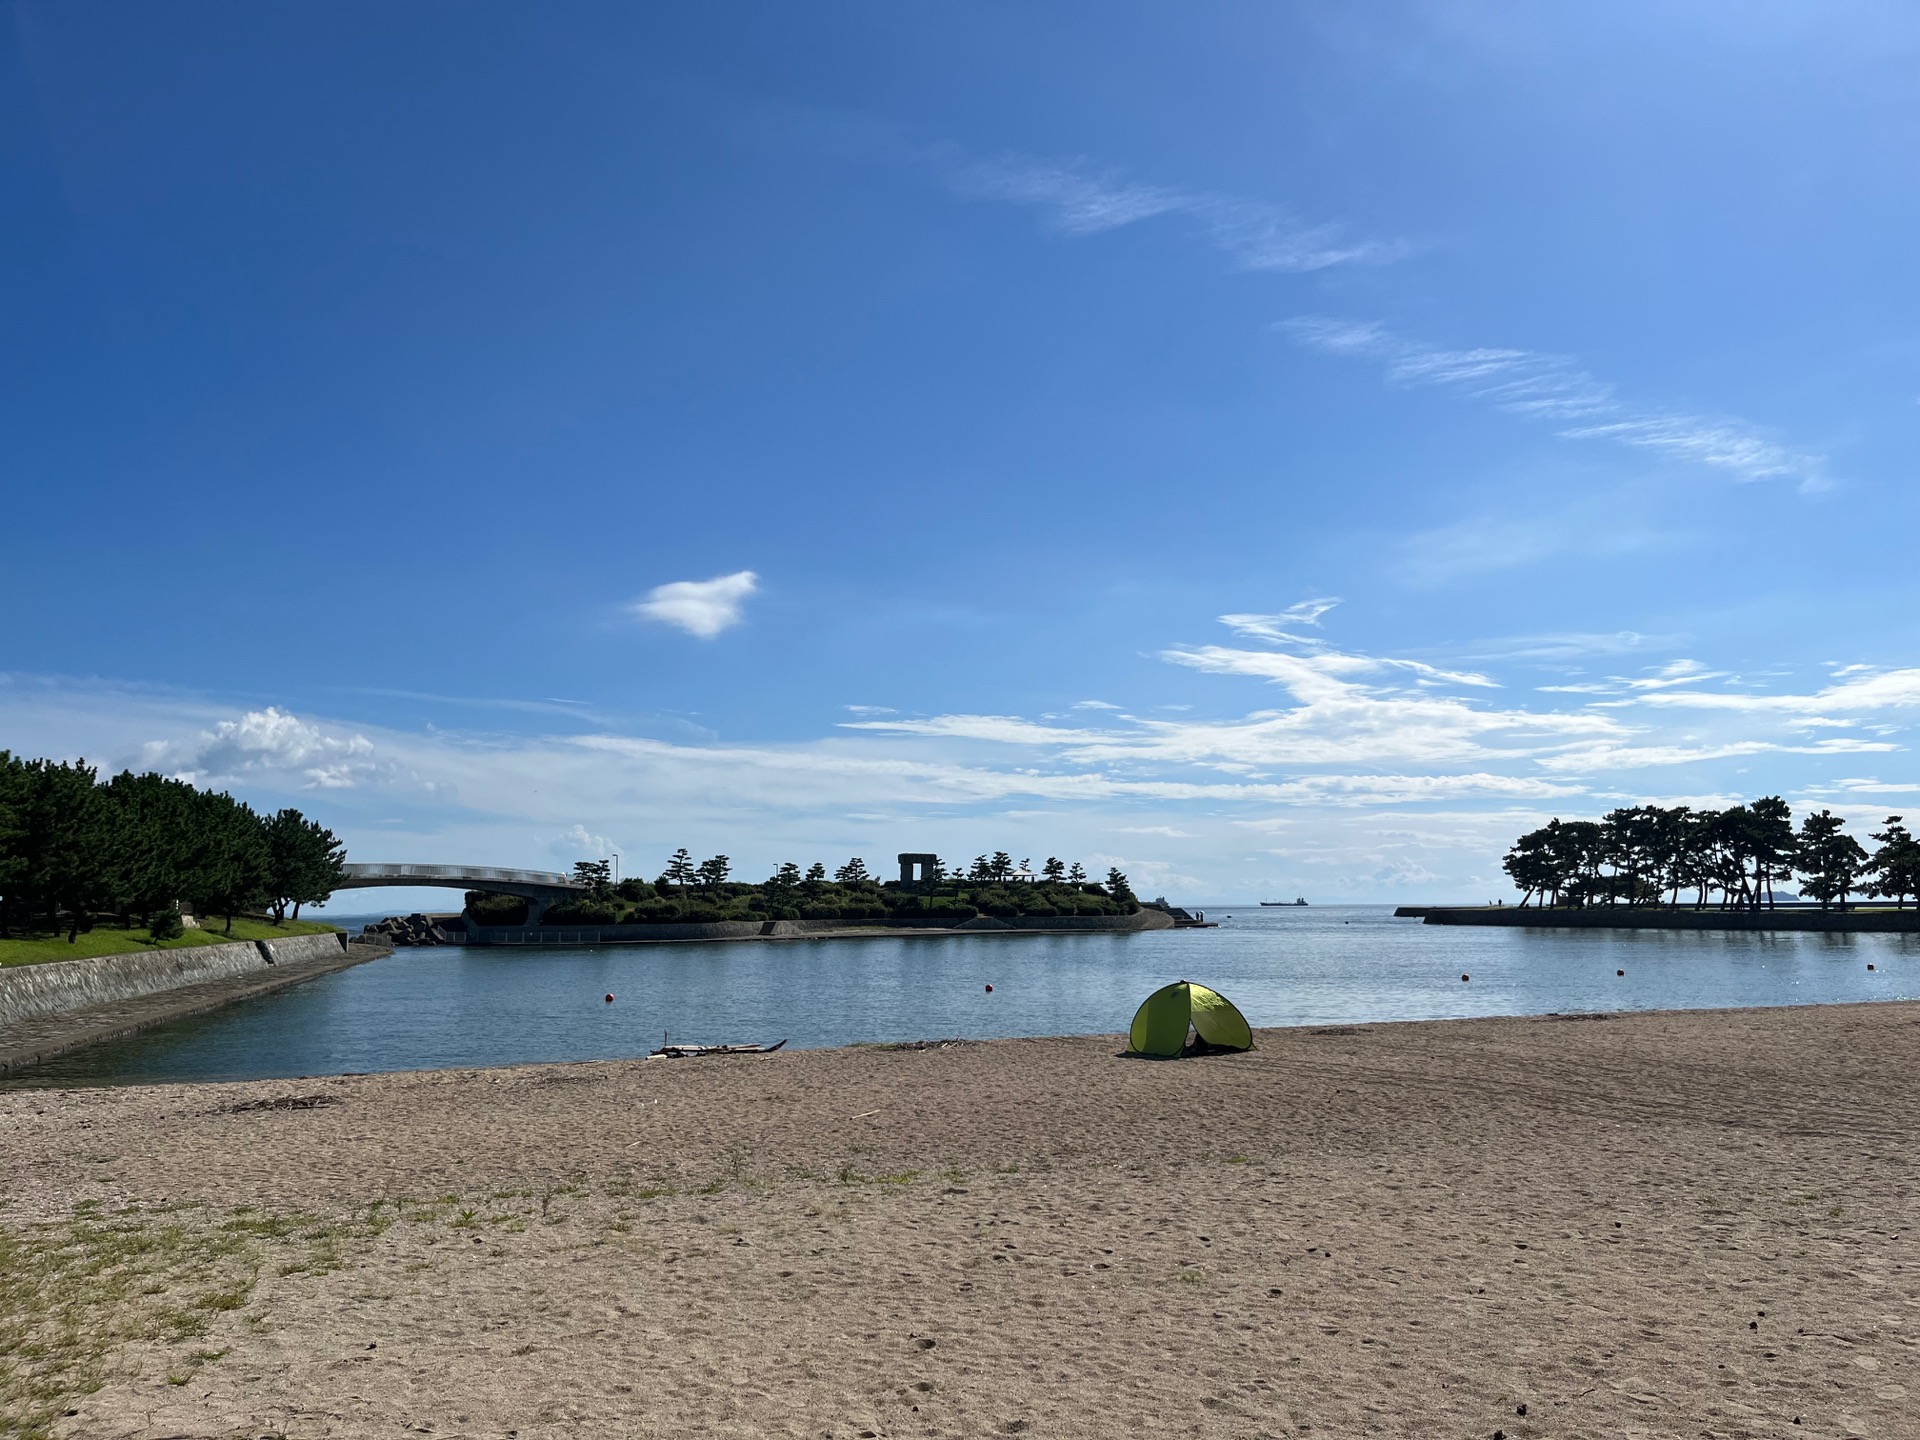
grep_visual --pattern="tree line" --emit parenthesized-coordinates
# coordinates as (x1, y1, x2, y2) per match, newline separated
(0, 752, 346, 941)
(1501, 798, 1920, 911)
(469, 850, 1137, 927)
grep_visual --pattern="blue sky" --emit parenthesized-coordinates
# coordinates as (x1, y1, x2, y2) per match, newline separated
(4, 0, 1917, 905)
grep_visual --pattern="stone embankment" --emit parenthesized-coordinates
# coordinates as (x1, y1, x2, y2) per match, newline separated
(1397, 905, 1920, 932)
(0, 932, 390, 1079)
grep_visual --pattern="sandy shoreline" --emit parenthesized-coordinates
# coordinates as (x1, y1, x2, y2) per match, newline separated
(5, 1001, 1917, 1437)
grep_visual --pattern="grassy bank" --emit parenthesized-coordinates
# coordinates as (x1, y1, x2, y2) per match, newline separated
(0, 918, 339, 969)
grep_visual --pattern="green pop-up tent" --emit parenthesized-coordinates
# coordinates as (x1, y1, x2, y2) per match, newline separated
(1127, 980, 1254, 1057)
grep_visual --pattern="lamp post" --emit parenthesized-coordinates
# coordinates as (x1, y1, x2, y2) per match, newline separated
(612, 852, 621, 885)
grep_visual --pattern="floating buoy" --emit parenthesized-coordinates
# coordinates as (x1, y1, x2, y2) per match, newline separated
(984, 984, 993, 993)
(604, 993, 615, 1003)
(1617, 970, 1625, 977)
(1461, 974, 1470, 982)
(1867, 964, 1875, 972)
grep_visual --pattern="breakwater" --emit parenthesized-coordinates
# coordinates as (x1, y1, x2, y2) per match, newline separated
(1398, 905, 1920, 933)
(460, 910, 1176, 945)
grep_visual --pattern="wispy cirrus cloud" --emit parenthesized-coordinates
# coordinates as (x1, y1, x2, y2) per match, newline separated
(951, 157, 1405, 273)
(1461, 630, 1681, 663)
(1281, 318, 1828, 490)
(1537, 737, 1898, 773)
(1635, 666, 1920, 715)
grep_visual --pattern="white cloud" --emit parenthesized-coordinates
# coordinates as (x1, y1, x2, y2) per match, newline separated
(6, 590, 1914, 905)
(547, 823, 615, 861)
(1538, 737, 1899, 774)
(631, 570, 759, 639)
(851, 618, 1617, 776)
(142, 707, 392, 791)
(1637, 667, 1920, 715)
(1282, 317, 1827, 489)
(953, 156, 1402, 273)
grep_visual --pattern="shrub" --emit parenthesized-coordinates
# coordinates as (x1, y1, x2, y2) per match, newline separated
(614, 878, 655, 902)
(544, 900, 618, 925)
(147, 905, 184, 942)
(466, 892, 530, 925)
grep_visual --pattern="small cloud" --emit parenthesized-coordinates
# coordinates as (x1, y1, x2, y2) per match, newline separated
(1219, 600, 1343, 646)
(631, 571, 759, 639)
(1117, 825, 1196, 838)
(547, 823, 614, 860)
(1073, 699, 1123, 711)
(843, 704, 897, 715)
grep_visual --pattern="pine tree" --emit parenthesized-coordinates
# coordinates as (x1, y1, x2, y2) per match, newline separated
(834, 857, 871, 884)
(696, 855, 732, 889)
(192, 790, 271, 935)
(1793, 810, 1868, 910)
(1866, 816, 1920, 909)
(265, 807, 347, 921)
(1042, 857, 1065, 883)
(665, 849, 698, 910)
(572, 858, 614, 897)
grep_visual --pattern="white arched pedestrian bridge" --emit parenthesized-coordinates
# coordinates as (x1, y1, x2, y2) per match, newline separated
(338, 864, 584, 908)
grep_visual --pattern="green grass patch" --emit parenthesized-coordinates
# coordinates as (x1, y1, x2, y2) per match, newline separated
(0, 1212, 260, 1439)
(0, 917, 338, 968)
(0, 1197, 407, 1436)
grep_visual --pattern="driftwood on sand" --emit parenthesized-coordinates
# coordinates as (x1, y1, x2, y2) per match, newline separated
(648, 1038, 788, 1058)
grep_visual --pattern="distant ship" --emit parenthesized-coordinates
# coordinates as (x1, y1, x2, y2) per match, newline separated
(1260, 897, 1309, 907)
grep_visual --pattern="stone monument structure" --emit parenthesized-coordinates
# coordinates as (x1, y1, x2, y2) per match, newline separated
(897, 853, 941, 885)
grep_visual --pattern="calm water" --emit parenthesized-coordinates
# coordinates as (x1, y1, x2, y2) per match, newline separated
(14, 906, 1920, 1087)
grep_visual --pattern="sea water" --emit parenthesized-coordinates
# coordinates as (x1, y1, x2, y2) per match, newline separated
(12, 905, 1918, 1086)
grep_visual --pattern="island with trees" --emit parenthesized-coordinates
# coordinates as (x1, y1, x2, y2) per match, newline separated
(0, 751, 346, 965)
(457, 851, 1180, 943)
(1405, 797, 1920, 931)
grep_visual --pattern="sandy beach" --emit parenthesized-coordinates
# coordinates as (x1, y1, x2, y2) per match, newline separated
(4, 1002, 1917, 1439)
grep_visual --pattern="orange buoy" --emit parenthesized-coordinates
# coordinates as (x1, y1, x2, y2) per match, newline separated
(604, 993, 615, 1003)
(984, 984, 993, 993)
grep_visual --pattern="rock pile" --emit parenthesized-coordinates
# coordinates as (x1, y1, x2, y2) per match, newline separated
(362, 914, 445, 947)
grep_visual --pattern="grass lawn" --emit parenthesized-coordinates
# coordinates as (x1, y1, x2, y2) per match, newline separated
(0, 917, 340, 969)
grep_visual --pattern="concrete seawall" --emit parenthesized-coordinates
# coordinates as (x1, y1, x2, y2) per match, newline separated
(1400, 906, 1920, 933)
(0, 933, 392, 1080)
(464, 909, 1176, 945)
(0, 931, 350, 1029)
